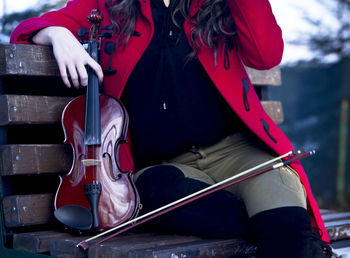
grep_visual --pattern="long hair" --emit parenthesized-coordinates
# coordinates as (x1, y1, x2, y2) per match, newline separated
(105, 0, 236, 59)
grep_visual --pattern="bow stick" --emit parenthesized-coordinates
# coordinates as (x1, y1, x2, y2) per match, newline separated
(77, 149, 314, 250)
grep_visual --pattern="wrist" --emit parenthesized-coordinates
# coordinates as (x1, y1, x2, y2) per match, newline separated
(47, 26, 71, 43)
(32, 26, 70, 45)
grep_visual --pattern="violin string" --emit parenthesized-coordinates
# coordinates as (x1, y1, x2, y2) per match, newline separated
(95, 22, 99, 185)
(90, 22, 97, 185)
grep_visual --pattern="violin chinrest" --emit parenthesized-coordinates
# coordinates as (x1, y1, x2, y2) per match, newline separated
(54, 205, 93, 231)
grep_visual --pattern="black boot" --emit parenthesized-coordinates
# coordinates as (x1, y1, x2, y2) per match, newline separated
(135, 165, 251, 238)
(251, 207, 334, 258)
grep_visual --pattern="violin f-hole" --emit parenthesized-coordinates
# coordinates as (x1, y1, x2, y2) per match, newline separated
(103, 152, 122, 181)
(70, 154, 86, 183)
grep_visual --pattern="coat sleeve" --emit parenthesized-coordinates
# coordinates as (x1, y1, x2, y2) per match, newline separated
(226, 0, 284, 70)
(10, 0, 98, 44)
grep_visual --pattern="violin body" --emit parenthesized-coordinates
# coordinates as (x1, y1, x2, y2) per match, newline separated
(56, 94, 139, 229)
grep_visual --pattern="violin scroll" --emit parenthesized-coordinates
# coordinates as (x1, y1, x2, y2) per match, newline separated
(88, 9, 103, 25)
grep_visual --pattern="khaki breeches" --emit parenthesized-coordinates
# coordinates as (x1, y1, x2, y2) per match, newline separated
(135, 131, 307, 217)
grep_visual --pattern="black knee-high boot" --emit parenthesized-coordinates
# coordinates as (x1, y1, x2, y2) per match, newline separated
(135, 165, 250, 238)
(251, 207, 333, 258)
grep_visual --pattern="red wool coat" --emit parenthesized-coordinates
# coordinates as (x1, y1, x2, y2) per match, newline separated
(11, 0, 329, 242)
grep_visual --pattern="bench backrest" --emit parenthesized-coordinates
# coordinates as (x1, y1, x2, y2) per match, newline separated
(0, 43, 283, 255)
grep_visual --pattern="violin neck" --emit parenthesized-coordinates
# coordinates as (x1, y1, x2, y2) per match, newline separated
(84, 40, 101, 146)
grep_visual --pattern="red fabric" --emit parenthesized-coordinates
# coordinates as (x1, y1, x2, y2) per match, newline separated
(10, 0, 329, 242)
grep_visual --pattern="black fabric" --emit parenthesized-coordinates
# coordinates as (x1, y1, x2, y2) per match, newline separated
(135, 165, 251, 238)
(122, 0, 239, 169)
(251, 207, 333, 258)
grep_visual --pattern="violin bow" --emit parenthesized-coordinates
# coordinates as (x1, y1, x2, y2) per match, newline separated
(77, 149, 314, 250)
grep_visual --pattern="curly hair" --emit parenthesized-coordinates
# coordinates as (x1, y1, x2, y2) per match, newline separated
(105, 0, 236, 59)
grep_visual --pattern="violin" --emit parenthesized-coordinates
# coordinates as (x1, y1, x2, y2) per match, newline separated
(54, 10, 140, 231)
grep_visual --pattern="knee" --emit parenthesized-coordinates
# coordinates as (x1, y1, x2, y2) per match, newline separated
(135, 165, 186, 195)
(241, 166, 307, 217)
(135, 165, 208, 211)
(278, 166, 306, 199)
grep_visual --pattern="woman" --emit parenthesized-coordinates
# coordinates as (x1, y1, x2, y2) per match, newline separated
(11, 0, 332, 256)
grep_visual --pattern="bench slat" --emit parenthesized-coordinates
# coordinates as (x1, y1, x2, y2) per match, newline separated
(89, 233, 202, 258)
(2, 194, 54, 227)
(0, 144, 71, 176)
(261, 101, 284, 124)
(49, 232, 255, 258)
(0, 95, 283, 125)
(0, 44, 281, 86)
(0, 95, 72, 126)
(13, 231, 72, 254)
(326, 222, 350, 242)
(324, 219, 350, 242)
(245, 66, 281, 86)
(50, 233, 177, 258)
(0, 44, 59, 76)
(50, 235, 88, 258)
(322, 212, 350, 222)
(128, 238, 256, 258)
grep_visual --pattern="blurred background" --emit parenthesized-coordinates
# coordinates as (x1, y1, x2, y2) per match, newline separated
(0, 0, 349, 210)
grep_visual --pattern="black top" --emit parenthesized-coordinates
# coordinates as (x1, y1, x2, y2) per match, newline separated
(122, 0, 239, 169)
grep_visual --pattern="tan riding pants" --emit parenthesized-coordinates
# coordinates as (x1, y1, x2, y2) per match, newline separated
(156, 131, 308, 217)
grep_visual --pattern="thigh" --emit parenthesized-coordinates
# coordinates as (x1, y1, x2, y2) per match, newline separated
(202, 132, 306, 217)
(204, 131, 277, 195)
(134, 164, 250, 238)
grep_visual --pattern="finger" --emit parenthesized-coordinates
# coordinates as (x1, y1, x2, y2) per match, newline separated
(76, 63, 88, 87)
(57, 61, 71, 88)
(88, 59, 104, 82)
(67, 63, 80, 88)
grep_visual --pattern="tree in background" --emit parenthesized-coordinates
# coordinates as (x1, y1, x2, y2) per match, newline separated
(298, 0, 350, 209)
(304, 0, 350, 62)
(1, 0, 66, 41)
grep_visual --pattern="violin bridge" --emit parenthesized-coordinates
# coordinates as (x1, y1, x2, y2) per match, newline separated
(82, 159, 102, 167)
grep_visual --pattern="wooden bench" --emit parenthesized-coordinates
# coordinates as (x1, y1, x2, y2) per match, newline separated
(0, 43, 345, 257)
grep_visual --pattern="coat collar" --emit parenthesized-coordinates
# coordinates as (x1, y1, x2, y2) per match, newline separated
(137, 0, 153, 23)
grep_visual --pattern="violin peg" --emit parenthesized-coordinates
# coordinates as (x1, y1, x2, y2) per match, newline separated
(102, 31, 113, 39)
(77, 28, 89, 37)
(101, 25, 115, 31)
(104, 42, 116, 55)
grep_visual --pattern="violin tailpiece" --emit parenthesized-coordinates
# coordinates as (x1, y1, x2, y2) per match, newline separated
(84, 183, 102, 229)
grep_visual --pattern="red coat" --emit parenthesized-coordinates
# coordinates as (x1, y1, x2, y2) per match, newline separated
(11, 0, 329, 242)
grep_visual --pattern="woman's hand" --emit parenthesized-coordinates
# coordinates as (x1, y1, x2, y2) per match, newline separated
(32, 26, 104, 88)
